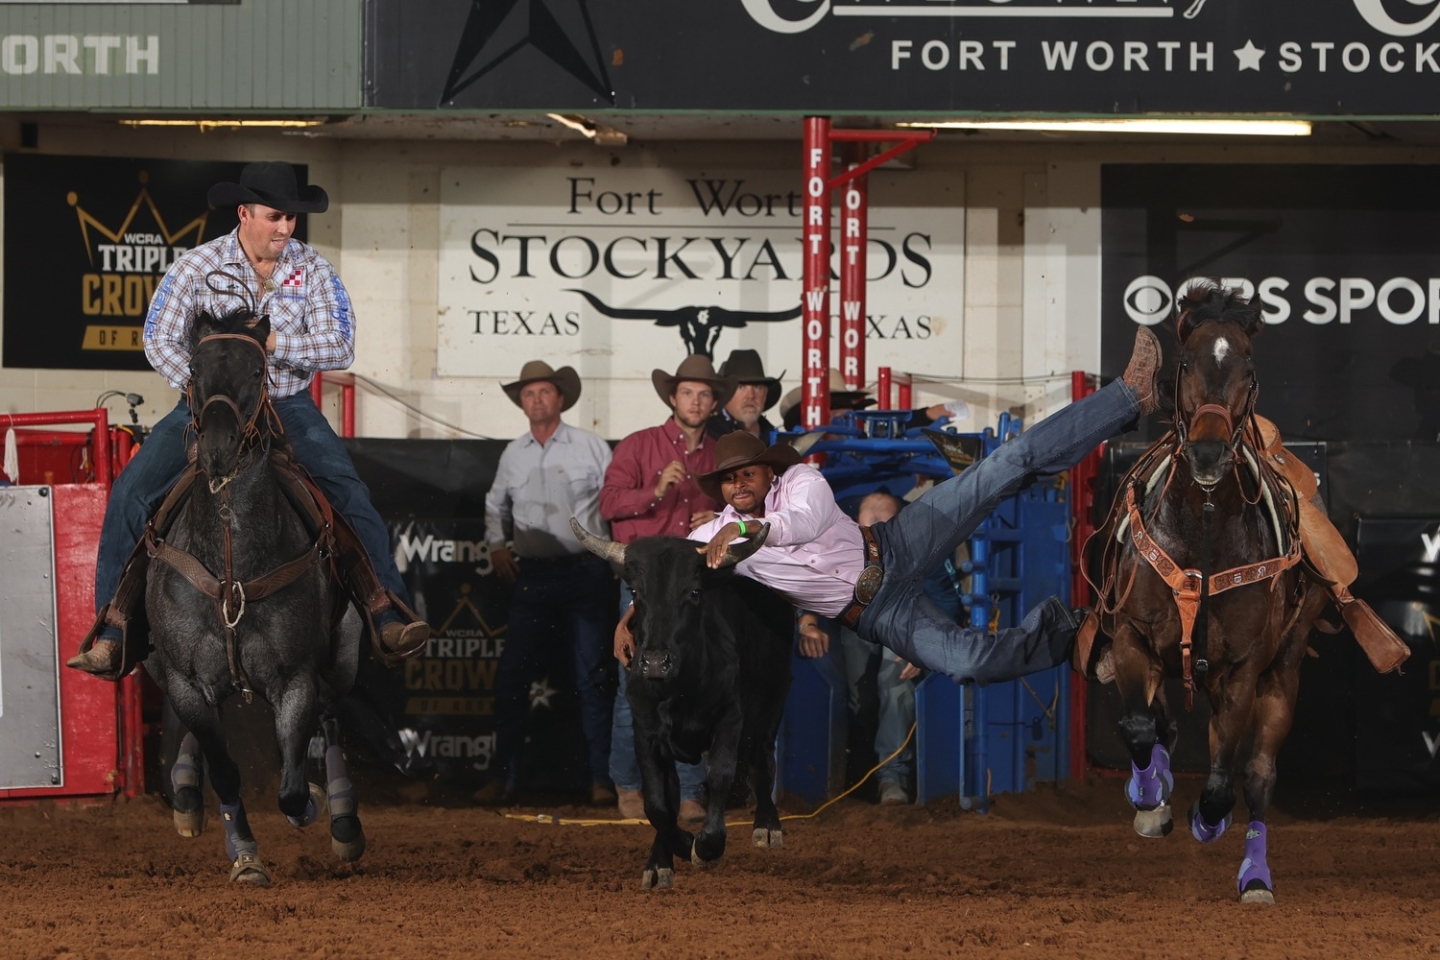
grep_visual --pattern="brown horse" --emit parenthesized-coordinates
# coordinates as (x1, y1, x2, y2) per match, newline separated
(1086, 282, 1328, 904)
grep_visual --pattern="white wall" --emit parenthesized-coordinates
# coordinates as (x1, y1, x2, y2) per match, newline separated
(3, 120, 1439, 441)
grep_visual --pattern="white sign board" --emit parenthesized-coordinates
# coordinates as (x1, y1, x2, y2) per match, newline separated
(438, 167, 964, 382)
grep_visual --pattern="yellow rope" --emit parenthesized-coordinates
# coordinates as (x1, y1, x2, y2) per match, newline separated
(500, 723, 919, 828)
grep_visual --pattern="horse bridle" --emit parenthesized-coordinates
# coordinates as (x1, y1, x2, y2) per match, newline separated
(187, 332, 280, 493)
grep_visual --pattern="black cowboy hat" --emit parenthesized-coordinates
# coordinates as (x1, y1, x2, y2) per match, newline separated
(719, 348, 785, 411)
(501, 360, 582, 412)
(208, 161, 329, 214)
(651, 354, 736, 408)
(697, 431, 803, 503)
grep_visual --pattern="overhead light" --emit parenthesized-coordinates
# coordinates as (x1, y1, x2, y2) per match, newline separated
(897, 118, 1312, 137)
(545, 113, 628, 146)
(117, 119, 328, 131)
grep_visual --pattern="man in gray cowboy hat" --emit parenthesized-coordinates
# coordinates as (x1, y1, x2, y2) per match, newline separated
(599, 353, 735, 822)
(476, 361, 618, 806)
(71, 160, 431, 677)
(707, 348, 784, 442)
(667, 330, 1164, 691)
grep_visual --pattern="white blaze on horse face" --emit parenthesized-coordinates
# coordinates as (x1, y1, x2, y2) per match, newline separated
(1212, 337, 1231, 366)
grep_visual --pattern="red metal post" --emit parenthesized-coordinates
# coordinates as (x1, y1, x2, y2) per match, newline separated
(0, 411, 111, 486)
(310, 373, 324, 408)
(876, 366, 892, 411)
(839, 146, 868, 393)
(897, 375, 912, 411)
(342, 381, 356, 438)
(802, 116, 832, 431)
(1068, 370, 1100, 780)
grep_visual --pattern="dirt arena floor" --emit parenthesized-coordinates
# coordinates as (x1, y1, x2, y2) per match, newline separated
(4, 777, 1438, 960)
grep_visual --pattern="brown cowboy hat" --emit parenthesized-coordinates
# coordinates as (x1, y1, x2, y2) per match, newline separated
(502, 360, 581, 411)
(778, 368, 877, 420)
(208, 161, 329, 214)
(651, 354, 736, 408)
(719, 348, 785, 411)
(697, 431, 803, 503)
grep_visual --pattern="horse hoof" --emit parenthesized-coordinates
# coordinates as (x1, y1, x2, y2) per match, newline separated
(752, 827, 783, 849)
(173, 807, 205, 838)
(331, 830, 367, 863)
(285, 783, 328, 829)
(1240, 887, 1275, 905)
(641, 867, 674, 890)
(229, 851, 271, 886)
(1132, 802, 1174, 839)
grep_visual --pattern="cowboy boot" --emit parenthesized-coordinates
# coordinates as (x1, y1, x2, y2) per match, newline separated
(378, 615, 431, 661)
(1123, 327, 1163, 415)
(67, 638, 122, 676)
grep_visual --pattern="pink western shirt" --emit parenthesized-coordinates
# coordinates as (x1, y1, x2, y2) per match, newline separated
(689, 463, 864, 618)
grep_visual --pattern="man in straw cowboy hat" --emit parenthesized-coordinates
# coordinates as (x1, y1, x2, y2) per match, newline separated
(645, 330, 1165, 690)
(599, 354, 735, 822)
(707, 348, 784, 441)
(71, 161, 430, 677)
(476, 361, 618, 806)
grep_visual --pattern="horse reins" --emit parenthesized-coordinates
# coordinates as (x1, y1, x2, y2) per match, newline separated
(150, 332, 333, 701)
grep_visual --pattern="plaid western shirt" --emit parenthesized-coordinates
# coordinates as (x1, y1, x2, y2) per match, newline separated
(143, 229, 355, 398)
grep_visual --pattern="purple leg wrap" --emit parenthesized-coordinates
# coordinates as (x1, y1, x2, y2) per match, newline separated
(171, 733, 201, 794)
(326, 744, 357, 819)
(1126, 744, 1173, 810)
(1237, 821, 1273, 895)
(1189, 800, 1231, 844)
(220, 799, 257, 862)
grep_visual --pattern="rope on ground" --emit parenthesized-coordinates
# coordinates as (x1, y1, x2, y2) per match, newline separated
(500, 723, 918, 828)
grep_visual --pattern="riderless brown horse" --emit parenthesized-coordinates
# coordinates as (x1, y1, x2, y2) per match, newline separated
(1083, 283, 1331, 904)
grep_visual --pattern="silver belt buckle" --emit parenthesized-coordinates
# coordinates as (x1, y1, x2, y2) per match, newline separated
(854, 564, 884, 606)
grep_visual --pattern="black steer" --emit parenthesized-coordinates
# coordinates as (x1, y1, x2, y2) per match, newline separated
(572, 519, 793, 890)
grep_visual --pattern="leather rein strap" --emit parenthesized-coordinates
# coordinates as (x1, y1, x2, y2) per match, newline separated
(1123, 480, 1300, 710)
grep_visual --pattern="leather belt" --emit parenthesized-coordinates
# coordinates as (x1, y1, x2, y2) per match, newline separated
(837, 525, 884, 630)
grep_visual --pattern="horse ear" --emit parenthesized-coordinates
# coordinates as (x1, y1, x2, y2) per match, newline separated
(250, 313, 271, 345)
(190, 310, 224, 350)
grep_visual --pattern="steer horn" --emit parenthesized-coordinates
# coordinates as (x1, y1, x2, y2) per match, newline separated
(570, 517, 627, 565)
(717, 522, 771, 568)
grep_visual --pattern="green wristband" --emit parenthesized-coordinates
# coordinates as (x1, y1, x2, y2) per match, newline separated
(736, 519, 748, 536)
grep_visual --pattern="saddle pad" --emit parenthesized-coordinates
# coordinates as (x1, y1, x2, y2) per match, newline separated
(1299, 497, 1358, 587)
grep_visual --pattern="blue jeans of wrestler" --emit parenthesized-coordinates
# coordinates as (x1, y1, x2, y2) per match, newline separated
(93, 395, 413, 625)
(609, 581, 706, 802)
(840, 626, 915, 788)
(856, 379, 1140, 685)
(488, 553, 615, 789)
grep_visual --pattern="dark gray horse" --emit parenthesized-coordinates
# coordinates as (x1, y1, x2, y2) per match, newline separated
(145, 307, 365, 885)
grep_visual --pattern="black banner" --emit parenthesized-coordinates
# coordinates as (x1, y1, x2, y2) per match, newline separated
(367, 0, 1440, 116)
(1101, 164, 1440, 444)
(2, 155, 308, 372)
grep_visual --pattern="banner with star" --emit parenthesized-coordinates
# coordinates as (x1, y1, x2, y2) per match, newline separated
(368, 0, 1440, 116)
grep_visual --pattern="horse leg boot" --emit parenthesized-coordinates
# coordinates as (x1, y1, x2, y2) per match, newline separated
(322, 715, 367, 862)
(1118, 705, 1173, 838)
(171, 732, 206, 837)
(1188, 764, 1235, 844)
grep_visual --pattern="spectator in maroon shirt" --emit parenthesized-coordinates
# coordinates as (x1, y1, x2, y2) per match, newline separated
(599, 354, 735, 823)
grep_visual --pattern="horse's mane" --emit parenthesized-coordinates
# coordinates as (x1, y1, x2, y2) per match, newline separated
(1175, 281, 1263, 343)
(189, 306, 266, 354)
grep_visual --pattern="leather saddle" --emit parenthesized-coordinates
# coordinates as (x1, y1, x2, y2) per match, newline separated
(74, 451, 408, 688)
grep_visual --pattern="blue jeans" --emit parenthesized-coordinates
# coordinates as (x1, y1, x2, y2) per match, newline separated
(840, 626, 914, 786)
(859, 379, 1139, 685)
(94, 395, 412, 618)
(489, 553, 615, 786)
(608, 581, 706, 800)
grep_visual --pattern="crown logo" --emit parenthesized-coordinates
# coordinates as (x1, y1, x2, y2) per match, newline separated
(70, 171, 210, 352)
